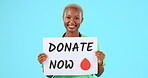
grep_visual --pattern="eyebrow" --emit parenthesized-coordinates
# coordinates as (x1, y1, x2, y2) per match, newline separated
(66, 14, 80, 17)
(76, 15, 80, 17)
(66, 14, 70, 16)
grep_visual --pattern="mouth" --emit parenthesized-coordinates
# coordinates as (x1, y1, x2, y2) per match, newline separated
(68, 25, 76, 29)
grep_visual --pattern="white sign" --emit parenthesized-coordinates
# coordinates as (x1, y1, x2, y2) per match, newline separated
(43, 37, 98, 75)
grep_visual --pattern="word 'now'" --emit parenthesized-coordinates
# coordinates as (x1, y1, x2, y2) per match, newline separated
(49, 60, 74, 69)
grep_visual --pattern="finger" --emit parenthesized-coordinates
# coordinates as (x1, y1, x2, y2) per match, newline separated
(100, 52, 105, 57)
(42, 57, 47, 62)
(99, 54, 105, 60)
(98, 59, 103, 65)
(38, 53, 47, 58)
(95, 52, 101, 56)
(38, 56, 47, 62)
(38, 55, 46, 60)
(38, 53, 44, 58)
(96, 52, 105, 59)
(95, 51, 102, 55)
(42, 57, 47, 64)
(97, 57, 103, 65)
(95, 51, 99, 55)
(38, 53, 48, 59)
(96, 54, 105, 59)
(38, 56, 44, 61)
(97, 55, 104, 61)
(43, 53, 48, 58)
(38, 56, 46, 61)
(97, 56, 103, 61)
(38, 58, 43, 63)
(39, 57, 46, 64)
(95, 50, 102, 53)
(97, 51, 105, 56)
(40, 59, 43, 64)
(96, 56, 104, 63)
(38, 58, 42, 64)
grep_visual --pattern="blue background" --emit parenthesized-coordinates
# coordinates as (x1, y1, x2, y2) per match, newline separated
(0, 0, 148, 78)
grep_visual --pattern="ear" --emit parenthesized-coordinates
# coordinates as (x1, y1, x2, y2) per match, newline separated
(62, 16, 64, 21)
(81, 18, 84, 23)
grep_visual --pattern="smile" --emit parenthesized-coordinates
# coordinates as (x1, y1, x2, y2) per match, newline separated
(68, 25, 76, 29)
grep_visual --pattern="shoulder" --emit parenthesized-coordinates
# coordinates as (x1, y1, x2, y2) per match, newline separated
(81, 34, 88, 37)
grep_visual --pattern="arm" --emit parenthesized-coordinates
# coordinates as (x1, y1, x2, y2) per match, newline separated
(38, 53, 53, 78)
(95, 64, 104, 77)
(95, 51, 105, 77)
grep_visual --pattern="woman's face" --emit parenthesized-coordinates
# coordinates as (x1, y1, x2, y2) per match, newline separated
(63, 8, 83, 33)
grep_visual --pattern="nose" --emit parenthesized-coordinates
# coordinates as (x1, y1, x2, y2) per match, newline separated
(68, 19, 76, 26)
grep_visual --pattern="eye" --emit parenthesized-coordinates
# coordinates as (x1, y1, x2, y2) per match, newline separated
(66, 17, 71, 19)
(75, 17, 79, 20)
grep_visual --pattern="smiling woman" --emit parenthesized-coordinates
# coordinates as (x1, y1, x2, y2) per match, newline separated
(62, 4, 84, 37)
(38, 3, 105, 78)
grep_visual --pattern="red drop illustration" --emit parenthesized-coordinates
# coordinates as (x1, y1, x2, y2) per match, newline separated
(80, 58, 91, 70)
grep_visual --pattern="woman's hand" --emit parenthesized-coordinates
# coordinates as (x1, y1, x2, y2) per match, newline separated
(38, 53, 48, 64)
(95, 51, 105, 66)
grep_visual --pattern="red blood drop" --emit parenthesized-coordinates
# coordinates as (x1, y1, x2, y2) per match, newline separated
(80, 58, 91, 70)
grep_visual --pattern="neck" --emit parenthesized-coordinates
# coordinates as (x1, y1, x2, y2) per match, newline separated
(65, 31, 80, 37)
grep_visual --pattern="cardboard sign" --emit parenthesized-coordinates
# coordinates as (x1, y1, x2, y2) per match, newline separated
(43, 37, 98, 75)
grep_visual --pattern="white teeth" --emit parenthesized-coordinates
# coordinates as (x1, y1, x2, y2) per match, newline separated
(69, 26, 75, 27)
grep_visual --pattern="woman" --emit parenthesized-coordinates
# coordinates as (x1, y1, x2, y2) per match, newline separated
(38, 3, 105, 78)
